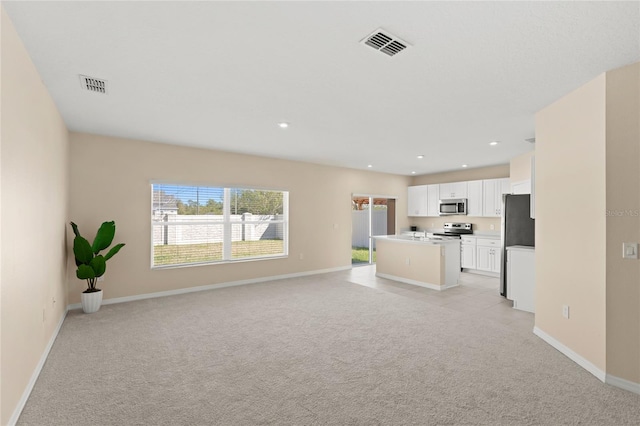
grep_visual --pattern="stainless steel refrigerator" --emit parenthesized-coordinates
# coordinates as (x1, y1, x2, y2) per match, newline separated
(500, 194, 535, 297)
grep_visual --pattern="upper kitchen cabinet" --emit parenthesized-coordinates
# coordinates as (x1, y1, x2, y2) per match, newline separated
(511, 180, 531, 195)
(408, 184, 439, 216)
(483, 178, 511, 217)
(407, 185, 428, 216)
(426, 184, 440, 217)
(466, 180, 483, 216)
(439, 181, 468, 199)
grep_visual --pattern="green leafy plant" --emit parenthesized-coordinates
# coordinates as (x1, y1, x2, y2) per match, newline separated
(70, 221, 125, 293)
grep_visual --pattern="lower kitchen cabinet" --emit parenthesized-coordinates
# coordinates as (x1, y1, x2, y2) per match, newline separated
(461, 236, 476, 269)
(460, 236, 500, 274)
(507, 246, 535, 312)
(476, 238, 501, 273)
(461, 244, 476, 269)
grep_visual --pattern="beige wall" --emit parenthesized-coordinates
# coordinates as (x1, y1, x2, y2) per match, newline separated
(605, 62, 640, 383)
(411, 164, 510, 185)
(67, 132, 412, 304)
(510, 150, 535, 183)
(376, 239, 443, 286)
(409, 165, 509, 232)
(535, 73, 608, 373)
(0, 8, 69, 425)
(536, 62, 640, 385)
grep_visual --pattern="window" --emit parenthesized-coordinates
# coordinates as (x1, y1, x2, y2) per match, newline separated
(152, 184, 288, 268)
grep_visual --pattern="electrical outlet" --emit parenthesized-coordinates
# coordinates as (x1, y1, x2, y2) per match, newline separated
(97, 276, 105, 282)
(562, 305, 570, 319)
(490, 224, 495, 230)
(623, 242, 638, 259)
(299, 253, 304, 260)
(333, 223, 339, 230)
(405, 258, 410, 265)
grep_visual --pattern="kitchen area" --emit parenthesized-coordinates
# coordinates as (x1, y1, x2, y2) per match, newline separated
(370, 159, 536, 314)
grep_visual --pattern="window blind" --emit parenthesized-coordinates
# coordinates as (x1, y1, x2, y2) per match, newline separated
(152, 184, 288, 267)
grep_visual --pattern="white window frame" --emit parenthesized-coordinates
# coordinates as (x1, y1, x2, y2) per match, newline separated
(151, 183, 289, 269)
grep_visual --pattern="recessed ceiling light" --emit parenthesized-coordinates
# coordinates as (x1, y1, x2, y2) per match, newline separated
(278, 122, 289, 129)
(489, 141, 499, 146)
(411, 171, 416, 174)
(461, 164, 468, 168)
(367, 164, 373, 168)
(416, 155, 424, 159)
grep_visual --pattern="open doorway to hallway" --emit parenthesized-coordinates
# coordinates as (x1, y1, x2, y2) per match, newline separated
(351, 196, 396, 265)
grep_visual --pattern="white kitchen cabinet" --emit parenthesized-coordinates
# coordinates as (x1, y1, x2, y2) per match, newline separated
(426, 184, 440, 217)
(466, 180, 483, 216)
(408, 184, 439, 217)
(407, 185, 428, 216)
(511, 180, 531, 195)
(461, 236, 476, 269)
(439, 181, 468, 200)
(482, 178, 511, 217)
(407, 186, 419, 216)
(507, 246, 535, 312)
(476, 238, 501, 273)
(411, 178, 509, 217)
(476, 246, 492, 271)
(493, 248, 502, 274)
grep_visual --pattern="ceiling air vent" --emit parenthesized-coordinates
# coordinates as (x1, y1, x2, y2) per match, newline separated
(361, 28, 410, 57)
(79, 75, 108, 94)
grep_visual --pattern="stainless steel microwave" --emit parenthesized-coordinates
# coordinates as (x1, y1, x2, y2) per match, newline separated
(439, 199, 467, 216)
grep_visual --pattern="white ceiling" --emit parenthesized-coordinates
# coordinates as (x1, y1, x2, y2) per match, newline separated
(4, 1, 639, 175)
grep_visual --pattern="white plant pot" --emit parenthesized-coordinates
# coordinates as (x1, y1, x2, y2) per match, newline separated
(81, 290, 103, 314)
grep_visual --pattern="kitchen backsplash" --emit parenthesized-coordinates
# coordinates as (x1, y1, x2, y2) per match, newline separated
(410, 216, 501, 232)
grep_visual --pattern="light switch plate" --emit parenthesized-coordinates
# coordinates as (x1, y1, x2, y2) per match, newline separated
(623, 242, 638, 259)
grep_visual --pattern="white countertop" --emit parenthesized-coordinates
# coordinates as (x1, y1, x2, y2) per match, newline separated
(506, 245, 535, 252)
(471, 232, 501, 239)
(458, 233, 500, 239)
(374, 235, 461, 245)
(407, 228, 501, 239)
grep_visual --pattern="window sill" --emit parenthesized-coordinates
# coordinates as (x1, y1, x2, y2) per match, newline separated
(151, 254, 289, 270)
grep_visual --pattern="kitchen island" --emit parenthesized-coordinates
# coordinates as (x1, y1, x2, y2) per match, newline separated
(373, 235, 461, 290)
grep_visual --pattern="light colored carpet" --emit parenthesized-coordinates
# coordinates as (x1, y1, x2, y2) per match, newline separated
(18, 272, 640, 425)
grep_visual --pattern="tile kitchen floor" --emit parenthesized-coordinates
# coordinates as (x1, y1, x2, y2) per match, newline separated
(344, 265, 534, 332)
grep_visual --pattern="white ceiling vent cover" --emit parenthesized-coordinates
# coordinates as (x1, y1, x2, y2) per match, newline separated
(79, 75, 108, 94)
(361, 28, 410, 57)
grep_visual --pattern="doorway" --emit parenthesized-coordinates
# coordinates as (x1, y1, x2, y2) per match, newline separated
(351, 196, 396, 265)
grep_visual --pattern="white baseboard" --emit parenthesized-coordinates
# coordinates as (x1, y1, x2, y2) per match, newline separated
(533, 326, 606, 382)
(461, 268, 499, 278)
(67, 265, 352, 310)
(375, 272, 456, 291)
(8, 307, 68, 426)
(606, 374, 640, 395)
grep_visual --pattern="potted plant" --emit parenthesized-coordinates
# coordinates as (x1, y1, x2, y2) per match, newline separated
(70, 221, 125, 313)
